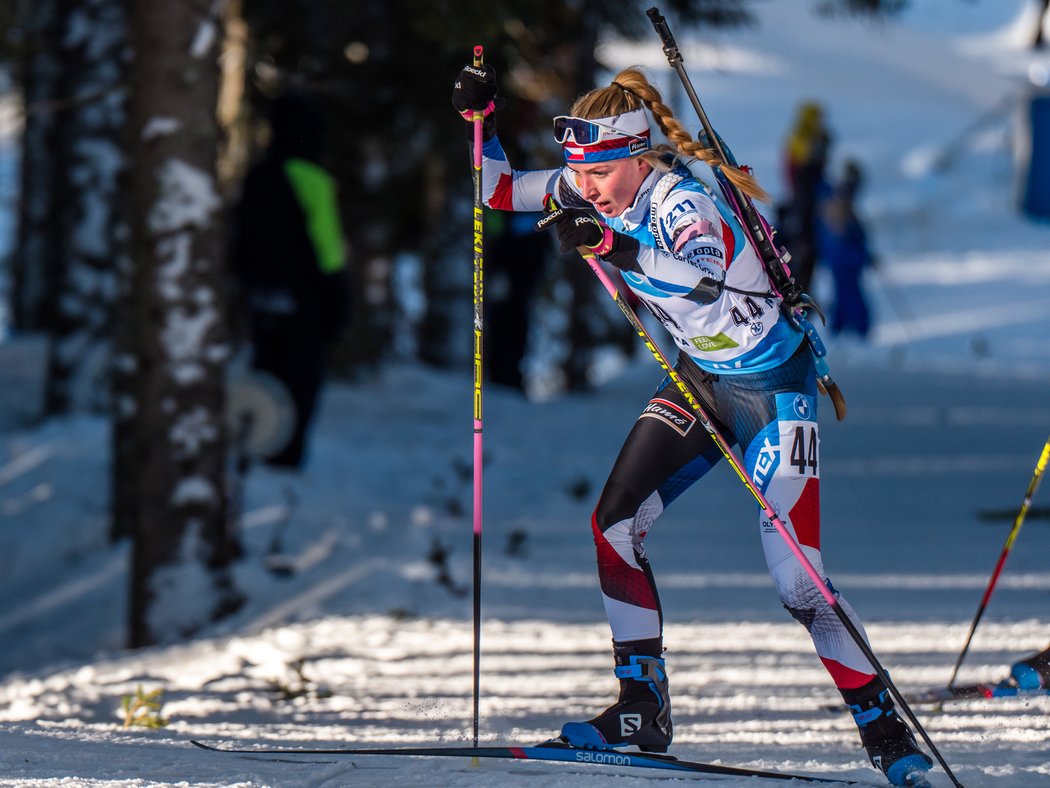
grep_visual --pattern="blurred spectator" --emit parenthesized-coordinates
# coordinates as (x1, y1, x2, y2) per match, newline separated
(229, 90, 351, 469)
(485, 209, 548, 392)
(778, 100, 832, 293)
(818, 159, 875, 340)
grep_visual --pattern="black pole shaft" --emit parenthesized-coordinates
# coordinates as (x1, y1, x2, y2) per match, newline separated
(472, 531, 482, 745)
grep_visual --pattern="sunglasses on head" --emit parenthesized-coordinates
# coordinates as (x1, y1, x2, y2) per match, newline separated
(553, 115, 645, 146)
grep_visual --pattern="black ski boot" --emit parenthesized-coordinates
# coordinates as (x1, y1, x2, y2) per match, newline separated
(560, 638, 672, 753)
(843, 678, 932, 787)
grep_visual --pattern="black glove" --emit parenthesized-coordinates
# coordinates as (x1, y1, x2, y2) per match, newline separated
(452, 63, 497, 118)
(535, 203, 640, 271)
(536, 206, 605, 254)
(452, 63, 499, 142)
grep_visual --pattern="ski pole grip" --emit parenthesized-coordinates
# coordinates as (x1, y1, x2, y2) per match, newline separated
(471, 45, 484, 168)
(646, 8, 682, 63)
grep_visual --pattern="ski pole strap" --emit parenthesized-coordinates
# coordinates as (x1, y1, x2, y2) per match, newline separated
(458, 100, 496, 122)
(724, 285, 775, 299)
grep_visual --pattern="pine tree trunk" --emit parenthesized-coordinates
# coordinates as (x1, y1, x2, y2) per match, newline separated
(125, 0, 241, 648)
(13, 0, 65, 333)
(46, 0, 129, 414)
(13, 0, 129, 414)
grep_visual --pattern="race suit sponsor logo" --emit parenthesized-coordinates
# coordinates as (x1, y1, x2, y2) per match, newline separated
(688, 245, 723, 259)
(640, 397, 696, 436)
(575, 750, 633, 765)
(689, 333, 739, 352)
(760, 501, 783, 535)
(629, 138, 650, 155)
(791, 393, 813, 421)
(751, 435, 778, 490)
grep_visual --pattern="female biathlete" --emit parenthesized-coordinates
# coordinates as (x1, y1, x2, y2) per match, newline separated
(452, 62, 932, 788)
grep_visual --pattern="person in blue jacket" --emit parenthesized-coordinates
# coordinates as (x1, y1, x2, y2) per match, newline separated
(819, 159, 874, 339)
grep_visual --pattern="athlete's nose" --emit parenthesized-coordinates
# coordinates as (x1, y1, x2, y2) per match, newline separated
(578, 174, 600, 202)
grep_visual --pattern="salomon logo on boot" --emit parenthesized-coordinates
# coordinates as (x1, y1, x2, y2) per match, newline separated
(843, 679, 933, 787)
(619, 713, 642, 737)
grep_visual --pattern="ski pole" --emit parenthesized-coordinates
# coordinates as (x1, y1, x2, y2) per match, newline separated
(470, 43, 485, 748)
(947, 434, 1050, 689)
(646, 7, 847, 423)
(549, 190, 961, 787)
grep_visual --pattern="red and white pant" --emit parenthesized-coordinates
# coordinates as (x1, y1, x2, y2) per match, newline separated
(591, 348, 875, 690)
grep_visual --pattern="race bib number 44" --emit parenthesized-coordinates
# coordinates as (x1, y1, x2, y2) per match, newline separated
(775, 392, 819, 480)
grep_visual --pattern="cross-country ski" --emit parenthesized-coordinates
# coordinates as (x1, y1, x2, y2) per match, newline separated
(908, 682, 1050, 706)
(191, 738, 856, 783)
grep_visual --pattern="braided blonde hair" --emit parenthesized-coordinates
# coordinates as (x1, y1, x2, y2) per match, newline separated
(570, 67, 769, 202)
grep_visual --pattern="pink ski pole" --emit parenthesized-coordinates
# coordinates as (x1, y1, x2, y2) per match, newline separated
(469, 44, 485, 749)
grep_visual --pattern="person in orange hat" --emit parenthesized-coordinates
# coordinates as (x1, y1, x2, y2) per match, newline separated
(778, 101, 832, 293)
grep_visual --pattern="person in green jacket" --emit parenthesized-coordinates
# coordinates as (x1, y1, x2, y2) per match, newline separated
(230, 90, 350, 469)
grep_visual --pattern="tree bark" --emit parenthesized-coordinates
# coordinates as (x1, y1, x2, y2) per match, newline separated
(125, 0, 241, 648)
(12, 0, 65, 334)
(12, 0, 129, 414)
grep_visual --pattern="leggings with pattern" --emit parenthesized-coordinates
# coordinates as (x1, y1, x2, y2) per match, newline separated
(593, 346, 874, 689)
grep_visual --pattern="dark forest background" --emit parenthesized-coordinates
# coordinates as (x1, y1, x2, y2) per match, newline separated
(3, 0, 1021, 647)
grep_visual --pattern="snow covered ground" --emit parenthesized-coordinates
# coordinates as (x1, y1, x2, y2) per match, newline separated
(2, 1, 1050, 786)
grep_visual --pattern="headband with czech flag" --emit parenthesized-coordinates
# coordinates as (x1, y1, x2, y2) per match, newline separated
(556, 107, 652, 163)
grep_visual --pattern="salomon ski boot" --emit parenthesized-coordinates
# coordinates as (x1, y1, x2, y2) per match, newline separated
(1010, 646, 1050, 690)
(560, 638, 672, 753)
(843, 678, 932, 787)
